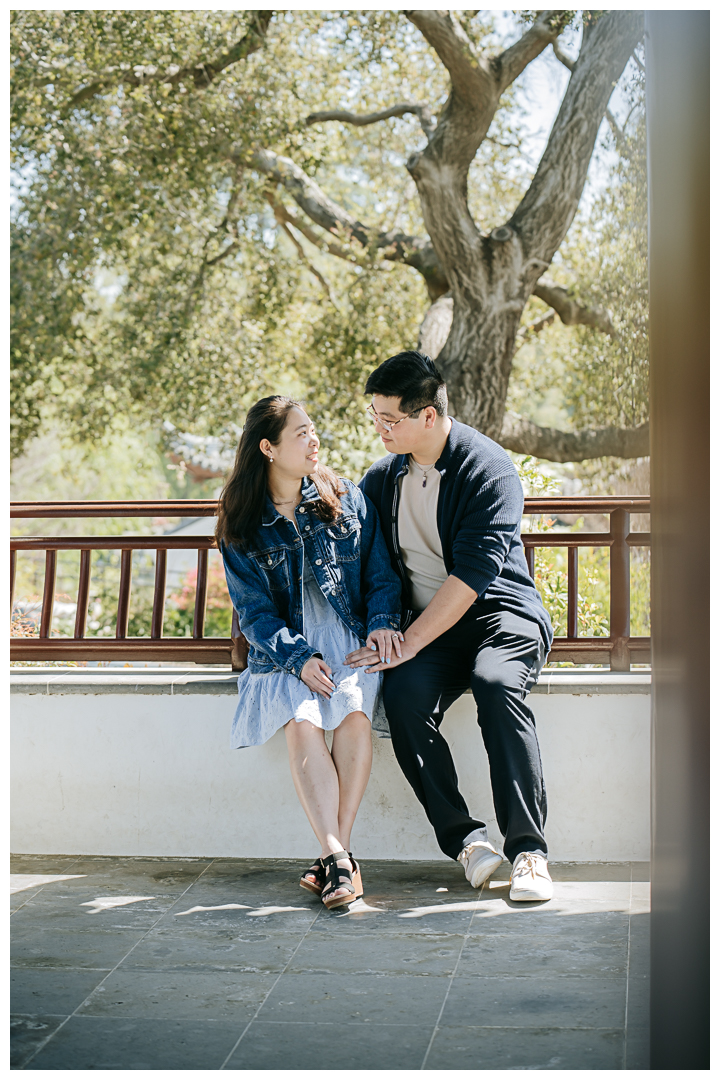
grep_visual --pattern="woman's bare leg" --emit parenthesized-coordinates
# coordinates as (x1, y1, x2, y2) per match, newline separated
(329, 712, 372, 851)
(285, 712, 371, 902)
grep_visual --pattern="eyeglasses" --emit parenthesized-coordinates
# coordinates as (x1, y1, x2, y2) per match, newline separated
(366, 402, 435, 434)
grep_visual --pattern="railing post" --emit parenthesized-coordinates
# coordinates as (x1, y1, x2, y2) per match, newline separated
(39, 549, 57, 639)
(524, 545, 535, 579)
(116, 549, 132, 639)
(609, 508, 631, 670)
(74, 549, 91, 639)
(567, 546, 578, 638)
(151, 549, 167, 640)
(193, 549, 208, 639)
(10, 549, 16, 617)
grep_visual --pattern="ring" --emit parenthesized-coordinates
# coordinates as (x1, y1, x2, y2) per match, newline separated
(391, 633, 399, 638)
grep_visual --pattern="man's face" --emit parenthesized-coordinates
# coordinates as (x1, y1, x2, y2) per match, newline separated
(369, 394, 435, 455)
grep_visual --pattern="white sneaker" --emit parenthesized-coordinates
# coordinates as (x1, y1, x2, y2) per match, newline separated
(509, 852, 553, 901)
(457, 840, 503, 888)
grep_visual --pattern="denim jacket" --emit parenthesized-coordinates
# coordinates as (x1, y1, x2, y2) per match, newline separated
(220, 476, 402, 678)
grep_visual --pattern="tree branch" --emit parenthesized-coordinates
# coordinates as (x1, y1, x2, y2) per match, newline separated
(404, 10, 495, 103)
(277, 221, 338, 308)
(67, 11, 272, 107)
(243, 147, 449, 298)
(306, 103, 436, 137)
(498, 11, 566, 89)
(264, 190, 361, 264)
(510, 10, 644, 265)
(604, 107, 630, 156)
(417, 288, 615, 363)
(552, 38, 575, 71)
(533, 279, 616, 338)
(500, 414, 649, 462)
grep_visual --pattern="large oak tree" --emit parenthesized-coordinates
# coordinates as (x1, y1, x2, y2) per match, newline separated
(11, 9, 647, 463)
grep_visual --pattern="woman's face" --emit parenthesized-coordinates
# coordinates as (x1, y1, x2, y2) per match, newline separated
(264, 406, 320, 479)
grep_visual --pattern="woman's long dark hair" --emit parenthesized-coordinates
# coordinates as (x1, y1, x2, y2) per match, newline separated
(215, 395, 345, 550)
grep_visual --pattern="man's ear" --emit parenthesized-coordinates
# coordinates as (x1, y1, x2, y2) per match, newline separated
(424, 407, 437, 428)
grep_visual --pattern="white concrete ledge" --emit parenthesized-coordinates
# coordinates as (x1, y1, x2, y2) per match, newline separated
(11, 665, 651, 863)
(10, 666, 652, 696)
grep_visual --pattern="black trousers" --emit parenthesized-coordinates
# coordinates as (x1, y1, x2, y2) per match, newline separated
(382, 605, 548, 864)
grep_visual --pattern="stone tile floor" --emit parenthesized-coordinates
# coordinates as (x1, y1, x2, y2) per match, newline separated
(10, 855, 649, 1070)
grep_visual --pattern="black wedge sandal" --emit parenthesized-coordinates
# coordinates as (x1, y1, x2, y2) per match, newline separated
(320, 850, 358, 911)
(299, 856, 325, 897)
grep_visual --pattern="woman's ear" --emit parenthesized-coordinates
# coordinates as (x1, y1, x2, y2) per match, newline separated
(259, 438, 272, 458)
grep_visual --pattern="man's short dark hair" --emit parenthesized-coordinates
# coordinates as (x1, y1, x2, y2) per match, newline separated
(364, 350, 448, 417)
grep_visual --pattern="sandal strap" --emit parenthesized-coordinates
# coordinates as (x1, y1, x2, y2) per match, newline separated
(320, 852, 355, 898)
(320, 850, 350, 868)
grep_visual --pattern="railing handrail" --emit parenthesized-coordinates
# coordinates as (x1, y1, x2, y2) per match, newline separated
(10, 497, 651, 670)
(10, 496, 651, 518)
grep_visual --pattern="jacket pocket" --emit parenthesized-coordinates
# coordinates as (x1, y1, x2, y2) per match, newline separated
(250, 548, 291, 592)
(323, 518, 361, 563)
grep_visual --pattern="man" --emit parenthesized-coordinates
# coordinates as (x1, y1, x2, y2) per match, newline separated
(345, 350, 554, 901)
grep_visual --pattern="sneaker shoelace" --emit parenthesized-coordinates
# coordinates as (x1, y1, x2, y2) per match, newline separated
(515, 854, 542, 879)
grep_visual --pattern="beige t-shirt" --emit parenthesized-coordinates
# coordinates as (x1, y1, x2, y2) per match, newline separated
(398, 456, 448, 611)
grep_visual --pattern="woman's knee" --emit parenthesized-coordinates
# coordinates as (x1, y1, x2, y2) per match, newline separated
(284, 717, 325, 747)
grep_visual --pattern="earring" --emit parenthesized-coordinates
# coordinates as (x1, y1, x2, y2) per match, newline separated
(268, 456, 274, 462)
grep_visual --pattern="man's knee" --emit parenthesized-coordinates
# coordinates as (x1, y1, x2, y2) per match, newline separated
(382, 665, 417, 720)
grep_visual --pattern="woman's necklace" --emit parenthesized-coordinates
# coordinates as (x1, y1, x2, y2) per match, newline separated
(271, 493, 301, 507)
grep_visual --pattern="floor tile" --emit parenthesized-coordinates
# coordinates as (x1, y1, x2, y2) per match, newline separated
(11, 968, 108, 1016)
(626, 976, 650, 1034)
(625, 1029, 651, 1070)
(11, 927, 146, 970)
(541, 863, 634, 883)
(468, 909, 629, 943)
(257, 972, 450, 1027)
(76, 969, 277, 1021)
(307, 901, 476, 936)
(440, 976, 627, 1030)
(11, 1014, 67, 1069)
(121, 926, 304, 973)
(164, 894, 320, 930)
(457, 932, 628, 979)
(286, 931, 465, 977)
(10, 855, 83, 875)
(425, 1024, 625, 1070)
(628, 912, 650, 980)
(225, 1020, 431, 1071)
(10, 895, 177, 933)
(24, 1015, 244, 1070)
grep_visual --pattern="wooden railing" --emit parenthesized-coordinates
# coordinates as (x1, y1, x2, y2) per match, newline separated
(10, 497, 650, 670)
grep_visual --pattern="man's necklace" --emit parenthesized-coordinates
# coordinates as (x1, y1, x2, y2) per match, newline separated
(412, 458, 436, 488)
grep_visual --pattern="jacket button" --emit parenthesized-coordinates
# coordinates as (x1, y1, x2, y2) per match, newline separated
(304, 526, 310, 532)
(315, 559, 322, 566)
(298, 507, 305, 513)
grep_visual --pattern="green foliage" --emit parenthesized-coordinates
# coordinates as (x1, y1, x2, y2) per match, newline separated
(509, 58, 648, 436)
(10, 10, 532, 458)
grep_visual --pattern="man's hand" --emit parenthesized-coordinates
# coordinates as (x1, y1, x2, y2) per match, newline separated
(345, 633, 416, 674)
(300, 657, 336, 700)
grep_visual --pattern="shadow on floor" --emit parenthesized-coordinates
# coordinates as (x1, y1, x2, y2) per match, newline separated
(10, 856, 650, 1070)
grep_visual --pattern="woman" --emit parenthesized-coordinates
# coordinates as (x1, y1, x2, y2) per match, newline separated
(217, 395, 403, 910)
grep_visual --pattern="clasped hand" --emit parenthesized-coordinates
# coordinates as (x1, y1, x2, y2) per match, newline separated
(345, 627, 414, 673)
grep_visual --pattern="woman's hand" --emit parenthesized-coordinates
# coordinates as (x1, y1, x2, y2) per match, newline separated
(300, 657, 336, 700)
(345, 628, 405, 671)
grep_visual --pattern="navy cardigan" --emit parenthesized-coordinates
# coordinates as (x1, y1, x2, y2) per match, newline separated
(358, 418, 553, 653)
